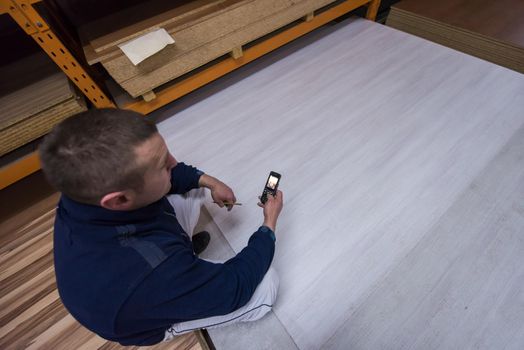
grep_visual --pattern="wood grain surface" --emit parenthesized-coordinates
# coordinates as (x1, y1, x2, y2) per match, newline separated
(391, 0, 524, 46)
(81, 0, 297, 65)
(0, 53, 75, 130)
(79, 0, 233, 53)
(81, 0, 340, 98)
(157, 17, 524, 349)
(0, 185, 206, 348)
(106, 0, 339, 98)
(0, 51, 87, 156)
(387, 0, 524, 73)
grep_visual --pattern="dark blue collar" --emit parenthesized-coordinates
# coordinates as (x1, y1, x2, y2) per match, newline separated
(59, 195, 166, 225)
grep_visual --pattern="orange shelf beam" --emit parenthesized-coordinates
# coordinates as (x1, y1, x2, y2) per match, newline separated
(1, 0, 380, 190)
(0, 153, 41, 190)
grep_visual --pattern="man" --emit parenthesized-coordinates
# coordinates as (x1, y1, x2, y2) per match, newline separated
(39, 108, 283, 345)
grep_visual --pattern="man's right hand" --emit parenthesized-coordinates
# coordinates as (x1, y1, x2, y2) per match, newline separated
(258, 190, 283, 232)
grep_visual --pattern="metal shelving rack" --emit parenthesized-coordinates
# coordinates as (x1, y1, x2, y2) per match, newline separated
(0, 0, 114, 189)
(0, 0, 380, 190)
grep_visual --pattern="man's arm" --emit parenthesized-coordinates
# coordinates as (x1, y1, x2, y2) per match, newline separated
(116, 191, 283, 328)
(116, 225, 276, 328)
(168, 162, 204, 194)
(169, 163, 237, 210)
(199, 174, 237, 211)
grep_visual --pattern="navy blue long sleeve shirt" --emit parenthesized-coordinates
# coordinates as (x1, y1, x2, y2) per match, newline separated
(53, 162, 275, 345)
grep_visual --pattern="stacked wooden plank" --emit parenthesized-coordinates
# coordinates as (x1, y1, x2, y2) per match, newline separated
(386, 0, 524, 74)
(79, 0, 340, 99)
(0, 53, 87, 157)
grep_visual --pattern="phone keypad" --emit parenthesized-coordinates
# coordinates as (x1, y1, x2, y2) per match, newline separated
(261, 189, 272, 203)
(260, 189, 271, 204)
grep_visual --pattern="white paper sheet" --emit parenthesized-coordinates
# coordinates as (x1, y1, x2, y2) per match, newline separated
(118, 28, 175, 65)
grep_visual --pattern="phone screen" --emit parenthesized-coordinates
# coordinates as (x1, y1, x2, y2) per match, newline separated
(266, 174, 279, 190)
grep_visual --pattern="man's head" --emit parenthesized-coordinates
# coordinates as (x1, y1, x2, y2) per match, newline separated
(40, 108, 177, 210)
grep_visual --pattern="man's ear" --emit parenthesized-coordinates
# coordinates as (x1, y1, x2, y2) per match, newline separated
(100, 191, 135, 211)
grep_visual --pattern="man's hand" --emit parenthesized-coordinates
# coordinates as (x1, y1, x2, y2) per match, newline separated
(258, 190, 283, 232)
(199, 174, 237, 211)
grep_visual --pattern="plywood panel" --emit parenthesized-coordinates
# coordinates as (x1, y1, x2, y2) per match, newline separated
(387, 0, 524, 73)
(0, 53, 74, 130)
(0, 96, 87, 156)
(110, 0, 337, 97)
(80, 0, 236, 53)
(80, 0, 339, 98)
(390, 0, 524, 46)
(82, 0, 291, 65)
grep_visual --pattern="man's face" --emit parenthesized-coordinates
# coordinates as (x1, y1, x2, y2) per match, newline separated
(132, 133, 178, 208)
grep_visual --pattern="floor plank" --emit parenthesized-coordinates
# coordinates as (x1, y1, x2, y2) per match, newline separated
(0, 181, 207, 349)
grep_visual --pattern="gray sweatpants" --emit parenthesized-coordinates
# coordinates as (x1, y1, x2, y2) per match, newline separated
(163, 189, 279, 339)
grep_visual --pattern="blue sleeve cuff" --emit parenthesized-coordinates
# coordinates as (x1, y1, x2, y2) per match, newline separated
(169, 163, 205, 194)
(259, 225, 276, 242)
(196, 169, 204, 184)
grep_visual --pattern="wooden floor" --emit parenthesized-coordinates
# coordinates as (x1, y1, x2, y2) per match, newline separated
(2, 15, 523, 350)
(0, 173, 207, 350)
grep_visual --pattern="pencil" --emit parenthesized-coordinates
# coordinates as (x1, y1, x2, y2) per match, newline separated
(213, 201, 242, 206)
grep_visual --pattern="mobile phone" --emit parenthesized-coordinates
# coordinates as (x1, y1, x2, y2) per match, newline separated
(260, 171, 281, 204)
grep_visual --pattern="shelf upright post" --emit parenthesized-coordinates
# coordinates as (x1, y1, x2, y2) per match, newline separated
(0, 0, 117, 190)
(365, 0, 380, 21)
(1, 0, 115, 108)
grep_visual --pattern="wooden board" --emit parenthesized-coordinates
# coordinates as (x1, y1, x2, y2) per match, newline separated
(155, 17, 524, 349)
(389, 0, 524, 47)
(0, 52, 75, 130)
(80, 0, 243, 65)
(0, 51, 88, 157)
(98, 0, 338, 97)
(387, 14, 524, 73)
(79, 0, 241, 54)
(85, 0, 303, 67)
(386, 0, 524, 73)
(0, 96, 87, 157)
